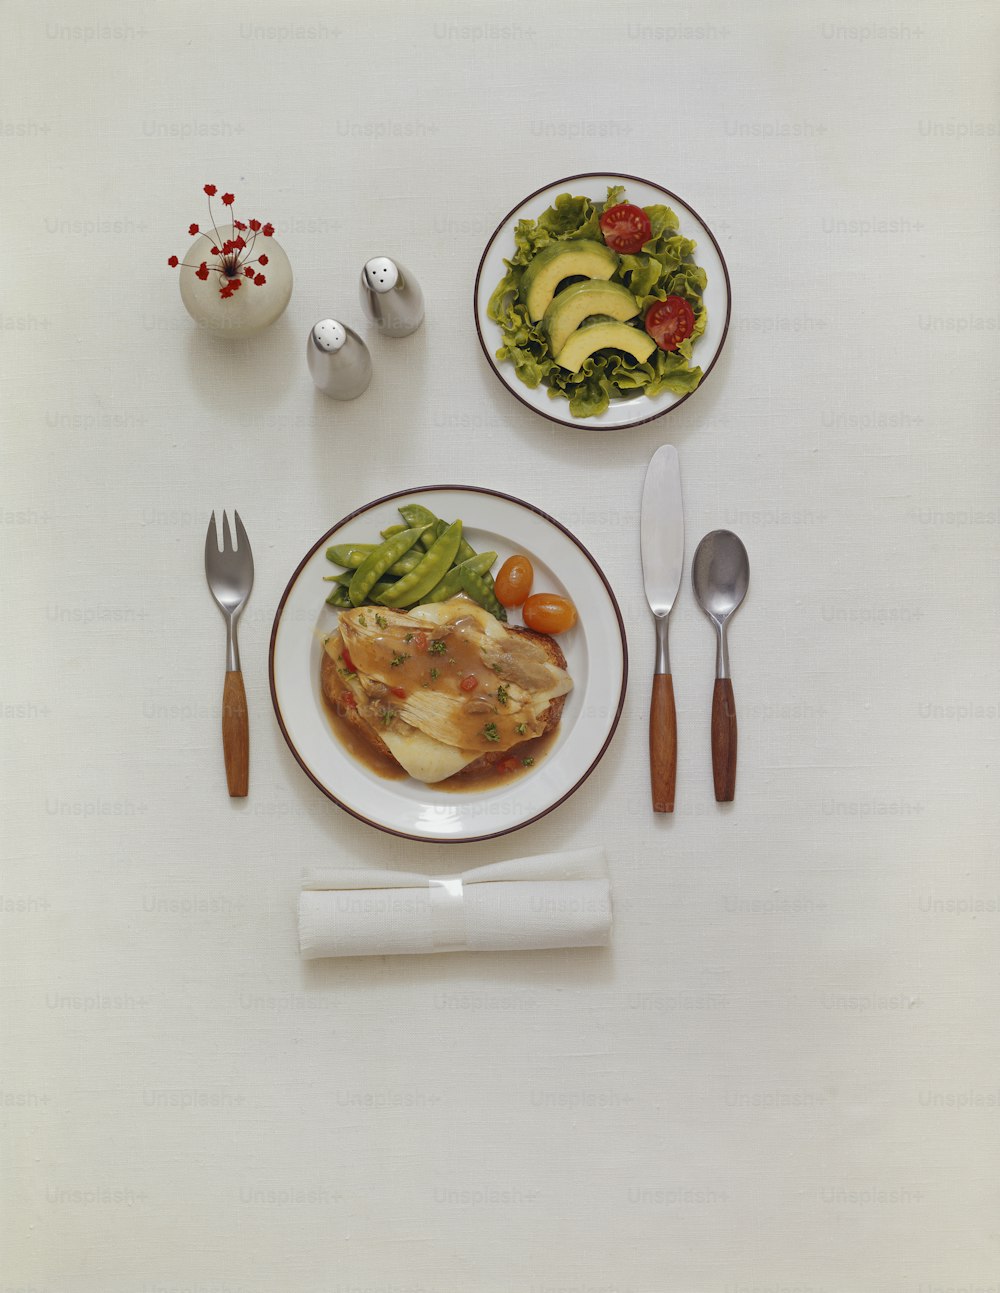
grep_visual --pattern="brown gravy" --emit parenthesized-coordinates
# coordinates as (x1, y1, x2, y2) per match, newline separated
(321, 652, 560, 792)
(437, 726, 559, 793)
(321, 681, 408, 782)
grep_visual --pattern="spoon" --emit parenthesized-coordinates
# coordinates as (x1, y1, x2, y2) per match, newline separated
(691, 530, 749, 802)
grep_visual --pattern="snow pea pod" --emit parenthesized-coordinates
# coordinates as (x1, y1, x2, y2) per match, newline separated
(326, 543, 372, 567)
(377, 520, 463, 607)
(454, 533, 477, 564)
(327, 544, 424, 577)
(348, 525, 430, 606)
(421, 552, 497, 604)
(458, 565, 507, 621)
(398, 503, 439, 534)
(423, 518, 447, 550)
(325, 570, 400, 588)
(329, 576, 397, 607)
(399, 503, 479, 563)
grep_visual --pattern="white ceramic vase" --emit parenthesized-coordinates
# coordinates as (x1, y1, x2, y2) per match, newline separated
(178, 223, 292, 338)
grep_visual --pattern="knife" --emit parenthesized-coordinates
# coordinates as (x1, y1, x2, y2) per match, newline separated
(641, 445, 684, 813)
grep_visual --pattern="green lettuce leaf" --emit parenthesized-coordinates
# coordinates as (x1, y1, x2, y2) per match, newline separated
(487, 186, 708, 419)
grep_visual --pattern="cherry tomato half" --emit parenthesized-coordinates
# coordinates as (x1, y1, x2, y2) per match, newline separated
(644, 295, 696, 352)
(522, 593, 577, 635)
(495, 554, 534, 608)
(460, 674, 478, 692)
(599, 203, 652, 254)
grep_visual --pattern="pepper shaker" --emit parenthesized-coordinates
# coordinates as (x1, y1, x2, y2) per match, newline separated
(306, 319, 372, 400)
(359, 257, 424, 338)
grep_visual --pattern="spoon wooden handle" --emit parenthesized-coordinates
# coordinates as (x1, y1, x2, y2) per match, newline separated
(650, 673, 677, 813)
(222, 670, 249, 798)
(711, 678, 737, 802)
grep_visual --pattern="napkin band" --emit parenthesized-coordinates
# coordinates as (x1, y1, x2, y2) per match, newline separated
(429, 876, 465, 951)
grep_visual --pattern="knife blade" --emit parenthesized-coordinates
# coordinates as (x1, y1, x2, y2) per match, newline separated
(641, 445, 684, 812)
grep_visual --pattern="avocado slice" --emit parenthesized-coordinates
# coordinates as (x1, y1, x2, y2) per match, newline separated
(543, 279, 640, 356)
(520, 239, 618, 322)
(553, 316, 657, 374)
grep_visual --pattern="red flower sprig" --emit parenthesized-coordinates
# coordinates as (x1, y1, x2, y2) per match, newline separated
(168, 184, 275, 299)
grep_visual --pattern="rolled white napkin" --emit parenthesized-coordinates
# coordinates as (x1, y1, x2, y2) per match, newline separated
(299, 846, 611, 959)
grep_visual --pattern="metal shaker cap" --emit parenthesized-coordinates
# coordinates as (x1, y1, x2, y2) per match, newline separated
(307, 319, 372, 400)
(360, 257, 424, 338)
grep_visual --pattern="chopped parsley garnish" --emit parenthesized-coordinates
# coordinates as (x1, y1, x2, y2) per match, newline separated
(515, 722, 526, 736)
(380, 707, 396, 727)
(374, 613, 388, 630)
(496, 684, 509, 706)
(483, 722, 500, 743)
(338, 666, 356, 680)
(428, 639, 447, 655)
(358, 613, 367, 627)
(403, 633, 414, 643)
(521, 757, 534, 767)
(429, 667, 439, 680)
(390, 652, 410, 668)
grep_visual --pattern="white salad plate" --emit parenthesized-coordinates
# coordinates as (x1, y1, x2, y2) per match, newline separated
(474, 171, 732, 431)
(269, 486, 628, 844)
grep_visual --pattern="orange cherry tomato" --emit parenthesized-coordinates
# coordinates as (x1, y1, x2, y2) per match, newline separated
(495, 555, 534, 607)
(522, 593, 577, 634)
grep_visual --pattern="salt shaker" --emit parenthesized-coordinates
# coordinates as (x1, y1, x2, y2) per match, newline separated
(359, 257, 424, 338)
(306, 319, 372, 400)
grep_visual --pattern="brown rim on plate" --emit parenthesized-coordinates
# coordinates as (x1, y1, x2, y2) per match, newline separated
(473, 170, 732, 430)
(268, 484, 629, 844)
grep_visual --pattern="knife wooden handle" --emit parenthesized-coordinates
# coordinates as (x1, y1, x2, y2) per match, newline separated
(711, 678, 737, 802)
(650, 673, 677, 813)
(222, 670, 249, 798)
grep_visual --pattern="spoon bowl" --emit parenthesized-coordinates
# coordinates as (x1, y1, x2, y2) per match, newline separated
(692, 529, 749, 627)
(692, 530, 749, 803)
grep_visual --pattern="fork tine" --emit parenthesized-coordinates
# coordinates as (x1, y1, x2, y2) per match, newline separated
(205, 511, 219, 563)
(222, 511, 233, 553)
(233, 511, 254, 591)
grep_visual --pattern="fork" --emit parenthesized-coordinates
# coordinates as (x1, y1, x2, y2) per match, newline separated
(204, 511, 254, 797)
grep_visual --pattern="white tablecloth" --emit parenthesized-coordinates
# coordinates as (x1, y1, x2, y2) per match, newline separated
(3, 2, 998, 1288)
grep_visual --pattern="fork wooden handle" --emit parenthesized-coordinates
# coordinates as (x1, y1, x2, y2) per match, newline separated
(711, 678, 737, 802)
(222, 670, 249, 798)
(650, 673, 677, 814)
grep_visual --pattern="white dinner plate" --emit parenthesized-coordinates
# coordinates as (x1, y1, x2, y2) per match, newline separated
(474, 171, 731, 430)
(269, 486, 628, 844)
